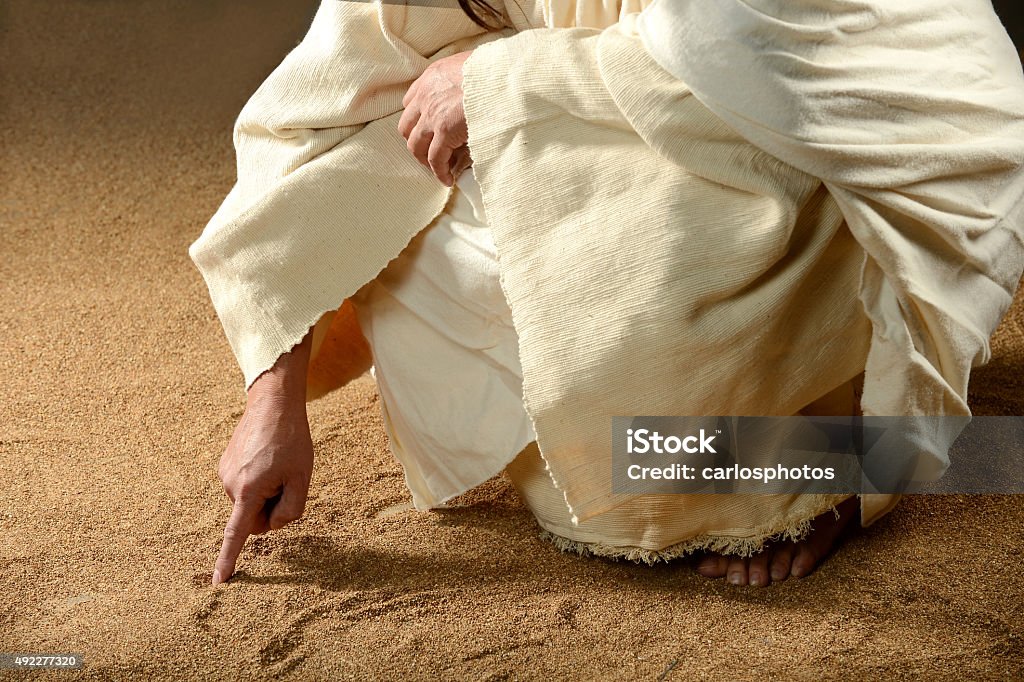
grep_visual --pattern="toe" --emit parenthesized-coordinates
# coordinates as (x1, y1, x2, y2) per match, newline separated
(770, 543, 794, 582)
(791, 498, 858, 578)
(727, 556, 748, 586)
(748, 548, 773, 587)
(695, 554, 728, 578)
(791, 543, 820, 578)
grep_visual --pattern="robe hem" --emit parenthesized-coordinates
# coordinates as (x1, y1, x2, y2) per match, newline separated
(534, 494, 857, 564)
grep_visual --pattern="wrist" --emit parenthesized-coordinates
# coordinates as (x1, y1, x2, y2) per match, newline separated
(249, 366, 306, 405)
(247, 334, 313, 404)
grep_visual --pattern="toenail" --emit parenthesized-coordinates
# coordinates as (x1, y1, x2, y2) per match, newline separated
(771, 567, 786, 580)
(750, 572, 764, 586)
(729, 572, 744, 585)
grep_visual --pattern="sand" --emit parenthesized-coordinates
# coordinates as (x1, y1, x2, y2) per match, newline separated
(1, 1, 1022, 679)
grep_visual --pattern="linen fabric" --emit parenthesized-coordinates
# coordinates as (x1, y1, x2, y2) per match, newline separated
(346, 165, 892, 557)
(350, 168, 536, 510)
(632, 0, 1024, 500)
(187, 0, 1020, 549)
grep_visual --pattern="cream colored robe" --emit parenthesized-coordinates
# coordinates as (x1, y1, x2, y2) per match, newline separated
(189, 0, 1023, 554)
(633, 0, 1024, 496)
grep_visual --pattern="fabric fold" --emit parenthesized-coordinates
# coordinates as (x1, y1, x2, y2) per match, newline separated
(634, 0, 1024, 478)
(187, 0, 1008, 544)
(189, 1, 512, 390)
(462, 21, 874, 524)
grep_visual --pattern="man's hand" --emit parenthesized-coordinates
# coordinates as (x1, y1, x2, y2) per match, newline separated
(212, 334, 314, 585)
(398, 50, 475, 187)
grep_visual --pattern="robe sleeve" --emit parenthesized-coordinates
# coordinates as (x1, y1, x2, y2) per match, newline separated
(189, 0, 512, 390)
(633, 0, 1024, 423)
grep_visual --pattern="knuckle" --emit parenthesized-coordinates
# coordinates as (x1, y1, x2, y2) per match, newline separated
(236, 481, 259, 500)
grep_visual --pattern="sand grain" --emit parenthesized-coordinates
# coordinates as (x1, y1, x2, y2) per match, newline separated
(2, 2, 1022, 679)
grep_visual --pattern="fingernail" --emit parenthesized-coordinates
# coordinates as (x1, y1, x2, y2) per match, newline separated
(212, 569, 222, 586)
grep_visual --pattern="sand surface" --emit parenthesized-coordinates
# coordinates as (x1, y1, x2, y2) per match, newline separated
(2, 2, 1023, 679)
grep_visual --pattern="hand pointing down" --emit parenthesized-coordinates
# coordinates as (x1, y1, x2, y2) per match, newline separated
(212, 332, 314, 585)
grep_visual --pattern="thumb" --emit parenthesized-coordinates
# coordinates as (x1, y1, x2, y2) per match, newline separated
(268, 477, 309, 531)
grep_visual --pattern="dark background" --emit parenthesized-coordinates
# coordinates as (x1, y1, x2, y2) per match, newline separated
(993, 0, 1022, 49)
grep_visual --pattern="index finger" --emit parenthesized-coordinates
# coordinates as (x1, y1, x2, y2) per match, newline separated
(212, 499, 258, 585)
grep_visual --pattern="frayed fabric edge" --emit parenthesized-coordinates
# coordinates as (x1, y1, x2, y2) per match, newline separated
(237, 183, 458, 394)
(536, 497, 847, 566)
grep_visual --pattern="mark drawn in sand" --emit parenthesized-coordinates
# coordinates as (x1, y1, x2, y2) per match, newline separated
(372, 499, 415, 519)
(257, 590, 447, 675)
(189, 591, 222, 631)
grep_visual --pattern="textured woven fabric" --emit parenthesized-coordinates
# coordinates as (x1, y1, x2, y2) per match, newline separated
(632, 0, 1024, 508)
(461, 19, 879, 524)
(188, 0, 1020, 547)
(347, 166, 895, 553)
(350, 168, 536, 509)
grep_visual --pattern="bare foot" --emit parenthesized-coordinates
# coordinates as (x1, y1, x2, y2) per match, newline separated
(693, 496, 859, 587)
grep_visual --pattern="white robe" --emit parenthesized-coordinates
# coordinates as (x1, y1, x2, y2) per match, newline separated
(635, 0, 1024, 480)
(189, 0, 1023, 556)
(351, 169, 536, 509)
